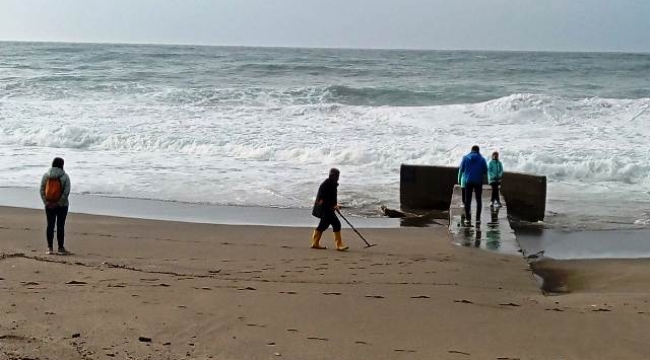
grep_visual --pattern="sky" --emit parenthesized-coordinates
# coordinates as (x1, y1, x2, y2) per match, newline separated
(1, 0, 649, 52)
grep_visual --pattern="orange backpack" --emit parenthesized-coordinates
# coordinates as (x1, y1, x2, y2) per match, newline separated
(45, 178, 63, 203)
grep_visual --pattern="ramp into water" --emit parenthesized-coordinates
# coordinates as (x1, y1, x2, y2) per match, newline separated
(449, 185, 519, 255)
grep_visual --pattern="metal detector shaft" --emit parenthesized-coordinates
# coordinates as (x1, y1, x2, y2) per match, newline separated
(336, 209, 376, 248)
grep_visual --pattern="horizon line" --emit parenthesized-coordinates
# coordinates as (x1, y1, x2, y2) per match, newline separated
(1, 38, 649, 56)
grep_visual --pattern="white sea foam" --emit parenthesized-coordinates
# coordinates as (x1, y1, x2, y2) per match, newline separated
(1, 92, 649, 225)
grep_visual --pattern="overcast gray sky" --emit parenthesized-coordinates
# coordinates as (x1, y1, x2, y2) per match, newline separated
(1, 0, 649, 52)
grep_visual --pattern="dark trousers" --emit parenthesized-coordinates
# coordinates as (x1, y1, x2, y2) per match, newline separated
(316, 211, 341, 232)
(490, 182, 501, 204)
(461, 187, 466, 205)
(45, 206, 68, 249)
(464, 183, 482, 221)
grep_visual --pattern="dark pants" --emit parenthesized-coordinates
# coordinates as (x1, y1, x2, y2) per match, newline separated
(490, 182, 501, 204)
(461, 187, 466, 205)
(45, 206, 68, 249)
(316, 211, 341, 232)
(464, 183, 482, 221)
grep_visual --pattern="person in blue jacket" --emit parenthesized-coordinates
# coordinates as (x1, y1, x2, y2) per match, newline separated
(459, 145, 488, 225)
(488, 151, 504, 208)
(457, 167, 466, 206)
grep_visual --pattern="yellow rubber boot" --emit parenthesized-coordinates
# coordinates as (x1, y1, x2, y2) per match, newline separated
(311, 230, 326, 249)
(334, 232, 348, 251)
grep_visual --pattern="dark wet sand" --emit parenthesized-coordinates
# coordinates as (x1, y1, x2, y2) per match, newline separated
(1, 206, 650, 359)
(0, 187, 399, 228)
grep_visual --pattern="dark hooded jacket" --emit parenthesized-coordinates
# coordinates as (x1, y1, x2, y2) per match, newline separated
(312, 177, 338, 218)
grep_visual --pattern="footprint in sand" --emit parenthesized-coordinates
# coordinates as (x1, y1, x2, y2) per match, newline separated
(410, 295, 430, 299)
(354, 341, 368, 345)
(394, 349, 417, 353)
(322, 292, 341, 296)
(448, 350, 470, 355)
(499, 302, 520, 307)
(453, 299, 473, 304)
(66, 280, 87, 285)
(287, 328, 299, 332)
(306, 337, 328, 341)
(365, 295, 384, 299)
(279, 291, 297, 295)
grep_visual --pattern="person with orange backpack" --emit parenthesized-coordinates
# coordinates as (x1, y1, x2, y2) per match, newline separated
(39, 157, 71, 255)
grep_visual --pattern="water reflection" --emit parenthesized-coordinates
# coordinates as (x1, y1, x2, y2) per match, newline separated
(450, 206, 519, 255)
(485, 207, 501, 250)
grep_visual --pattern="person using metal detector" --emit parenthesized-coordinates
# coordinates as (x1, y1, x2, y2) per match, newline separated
(311, 168, 348, 251)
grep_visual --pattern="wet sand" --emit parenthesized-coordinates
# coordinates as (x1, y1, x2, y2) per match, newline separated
(2, 206, 650, 359)
(0, 187, 398, 228)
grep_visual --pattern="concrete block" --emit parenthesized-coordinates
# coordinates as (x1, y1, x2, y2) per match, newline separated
(400, 164, 546, 222)
(500, 171, 546, 222)
(400, 164, 457, 209)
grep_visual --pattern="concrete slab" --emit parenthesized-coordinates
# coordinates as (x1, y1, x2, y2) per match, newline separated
(400, 165, 546, 221)
(448, 185, 519, 255)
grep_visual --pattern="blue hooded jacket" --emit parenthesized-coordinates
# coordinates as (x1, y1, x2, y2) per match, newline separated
(459, 151, 488, 185)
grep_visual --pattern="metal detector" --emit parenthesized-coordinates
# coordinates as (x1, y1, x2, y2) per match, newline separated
(336, 209, 377, 248)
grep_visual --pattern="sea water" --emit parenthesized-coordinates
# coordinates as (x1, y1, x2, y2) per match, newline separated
(1, 42, 649, 229)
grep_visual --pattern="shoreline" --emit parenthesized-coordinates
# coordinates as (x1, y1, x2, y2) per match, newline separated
(4, 183, 650, 260)
(0, 187, 399, 228)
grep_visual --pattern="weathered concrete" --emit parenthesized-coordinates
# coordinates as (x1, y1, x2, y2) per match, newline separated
(400, 165, 458, 210)
(400, 164, 546, 222)
(500, 171, 546, 222)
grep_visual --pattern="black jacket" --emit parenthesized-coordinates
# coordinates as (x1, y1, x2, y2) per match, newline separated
(312, 177, 338, 218)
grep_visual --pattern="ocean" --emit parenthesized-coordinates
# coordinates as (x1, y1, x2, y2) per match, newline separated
(1, 42, 649, 230)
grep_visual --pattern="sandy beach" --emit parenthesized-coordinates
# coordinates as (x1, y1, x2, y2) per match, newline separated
(1, 206, 650, 359)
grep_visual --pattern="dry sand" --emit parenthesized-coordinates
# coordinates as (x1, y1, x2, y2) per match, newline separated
(1, 206, 649, 359)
